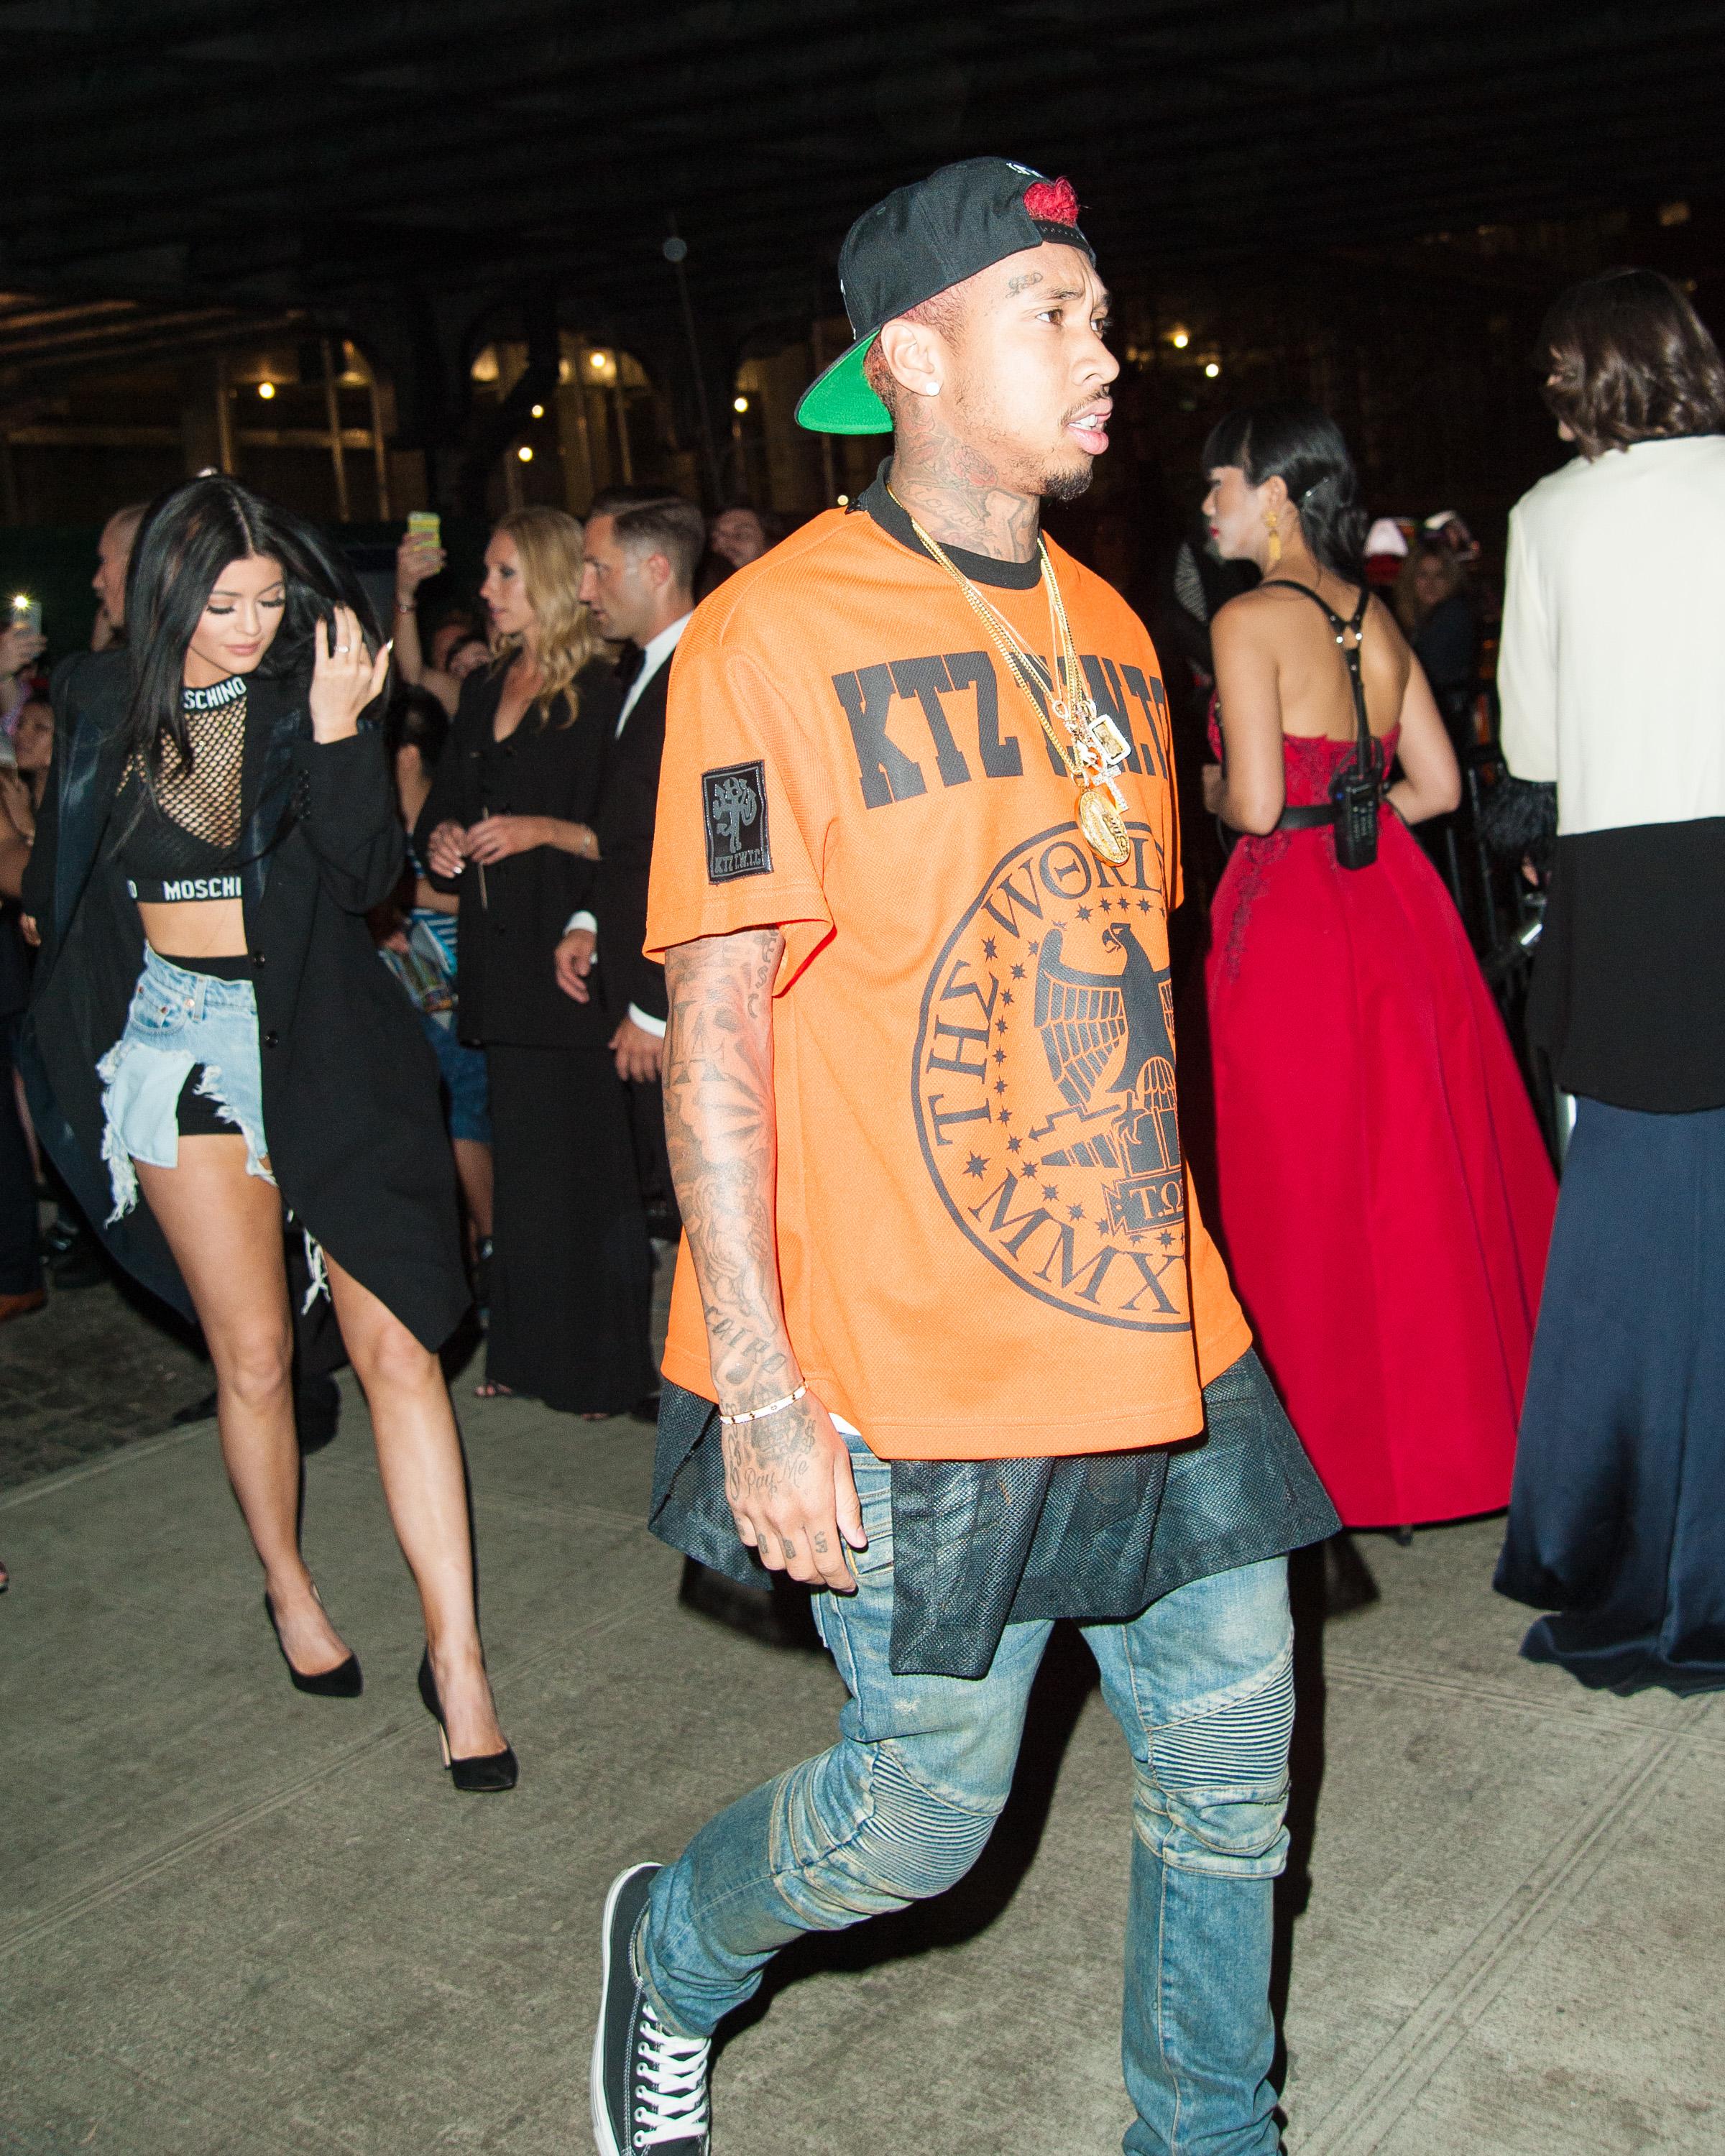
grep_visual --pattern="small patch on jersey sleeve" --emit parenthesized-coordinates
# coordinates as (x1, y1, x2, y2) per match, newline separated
(702, 760, 773, 881)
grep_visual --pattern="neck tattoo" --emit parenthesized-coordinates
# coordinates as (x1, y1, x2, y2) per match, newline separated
(888, 484, 1132, 865)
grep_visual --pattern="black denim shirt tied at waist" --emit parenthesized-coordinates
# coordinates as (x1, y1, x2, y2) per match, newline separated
(649, 1350, 1338, 1680)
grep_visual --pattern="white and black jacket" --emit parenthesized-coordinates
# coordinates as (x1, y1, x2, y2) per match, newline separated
(1499, 433, 1725, 1112)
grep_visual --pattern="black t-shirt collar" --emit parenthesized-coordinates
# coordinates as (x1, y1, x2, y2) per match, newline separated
(853, 458, 1043, 591)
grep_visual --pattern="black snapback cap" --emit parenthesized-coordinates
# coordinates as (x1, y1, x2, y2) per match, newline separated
(796, 156, 1093, 436)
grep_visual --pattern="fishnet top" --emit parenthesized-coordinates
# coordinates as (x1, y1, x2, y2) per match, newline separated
(114, 675, 262, 894)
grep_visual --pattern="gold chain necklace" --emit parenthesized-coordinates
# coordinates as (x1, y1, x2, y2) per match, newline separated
(888, 488, 1133, 864)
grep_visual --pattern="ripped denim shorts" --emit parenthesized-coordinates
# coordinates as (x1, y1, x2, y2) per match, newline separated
(96, 946, 273, 1222)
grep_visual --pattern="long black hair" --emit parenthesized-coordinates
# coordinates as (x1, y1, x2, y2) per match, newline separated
(122, 473, 379, 784)
(1202, 402, 1368, 583)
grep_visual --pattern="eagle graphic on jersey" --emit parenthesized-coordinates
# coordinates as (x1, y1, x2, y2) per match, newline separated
(1031, 923, 1184, 1238)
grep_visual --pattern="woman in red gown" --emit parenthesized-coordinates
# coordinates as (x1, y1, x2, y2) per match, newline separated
(1199, 403, 1555, 1529)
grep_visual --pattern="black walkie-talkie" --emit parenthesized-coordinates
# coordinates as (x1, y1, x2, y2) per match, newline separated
(1330, 733, 1382, 870)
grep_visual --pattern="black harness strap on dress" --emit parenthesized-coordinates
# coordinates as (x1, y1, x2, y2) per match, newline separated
(1271, 582, 1378, 832)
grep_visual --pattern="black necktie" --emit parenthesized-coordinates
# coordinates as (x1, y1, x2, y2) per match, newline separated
(614, 645, 644, 692)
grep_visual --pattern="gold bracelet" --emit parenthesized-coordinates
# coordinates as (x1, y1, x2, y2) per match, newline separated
(718, 1383, 807, 1429)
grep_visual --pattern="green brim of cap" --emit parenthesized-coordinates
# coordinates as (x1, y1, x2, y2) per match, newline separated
(796, 333, 893, 435)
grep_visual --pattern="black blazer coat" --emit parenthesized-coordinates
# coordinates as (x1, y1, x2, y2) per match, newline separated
(592, 655, 671, 1028)
(21, 650, 468, 1349)
(415, 658, 621, 1050)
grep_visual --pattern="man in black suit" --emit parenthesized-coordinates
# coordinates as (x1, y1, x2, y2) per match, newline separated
(556, 488, 707, 1246)
(559, 487, 813, 1641)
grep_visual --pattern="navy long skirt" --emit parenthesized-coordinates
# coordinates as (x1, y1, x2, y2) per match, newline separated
(1495, 1097, 1725, 1693)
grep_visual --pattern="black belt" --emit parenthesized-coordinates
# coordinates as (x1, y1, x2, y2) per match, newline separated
(1275, 803, 1336, 830)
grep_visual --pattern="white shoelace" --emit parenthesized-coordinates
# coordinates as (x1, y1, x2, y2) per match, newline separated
(632, 2003, 710, 2149)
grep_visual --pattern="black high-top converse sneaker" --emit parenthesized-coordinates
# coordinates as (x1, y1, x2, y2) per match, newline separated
(592, 1864, 712, 2155)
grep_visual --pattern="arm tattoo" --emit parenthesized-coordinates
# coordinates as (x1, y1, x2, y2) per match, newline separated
(665, 931, 816, 1501)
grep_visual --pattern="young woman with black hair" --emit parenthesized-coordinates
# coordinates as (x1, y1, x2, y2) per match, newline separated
(1198, 402, 1555, 1532)
(20, 474, 515, 1789)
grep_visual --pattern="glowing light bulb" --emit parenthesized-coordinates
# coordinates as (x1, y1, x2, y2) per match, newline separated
(1204, 361, 1220, 378)
(836, 494, 850, 507)
(732, 395, 749, 414)
(1170, 328, 1190, 349)
(257, 380, 276, 400)
(530, 402, 544, 418)
(518, 445, 533, 463)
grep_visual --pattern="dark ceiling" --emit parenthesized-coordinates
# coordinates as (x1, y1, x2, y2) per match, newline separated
(6, 2, 1724, 316)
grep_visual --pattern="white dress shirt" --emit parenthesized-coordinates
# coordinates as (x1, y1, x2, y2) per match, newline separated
(566, 609, 694, 1036)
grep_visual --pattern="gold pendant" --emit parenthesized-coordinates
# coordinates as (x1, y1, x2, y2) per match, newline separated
(1087, 709, 1131, 766)
(1076, 783, 1131, 865)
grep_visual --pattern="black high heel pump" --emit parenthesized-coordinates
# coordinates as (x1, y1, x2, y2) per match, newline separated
(263, 1592, 362, 1698)
(416, 1649, 518, 1793)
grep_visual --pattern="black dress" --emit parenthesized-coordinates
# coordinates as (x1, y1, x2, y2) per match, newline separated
(415, 660, 653, 1414)
(21, 650, 469, 1350)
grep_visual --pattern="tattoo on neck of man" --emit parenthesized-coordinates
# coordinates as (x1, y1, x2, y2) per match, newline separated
(890, 409, 1041, 565)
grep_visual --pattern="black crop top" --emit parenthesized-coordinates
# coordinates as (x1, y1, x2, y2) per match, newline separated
(114, 674, 270, 902)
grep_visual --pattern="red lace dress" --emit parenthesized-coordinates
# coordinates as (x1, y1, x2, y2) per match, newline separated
(1202, 717, 1556, 1526)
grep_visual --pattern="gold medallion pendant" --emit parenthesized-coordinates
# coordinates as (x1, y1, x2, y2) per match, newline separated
(1076, 783, 1131, 865)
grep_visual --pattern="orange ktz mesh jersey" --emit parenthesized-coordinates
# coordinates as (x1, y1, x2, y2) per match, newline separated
(647, 494, 1251, 1462)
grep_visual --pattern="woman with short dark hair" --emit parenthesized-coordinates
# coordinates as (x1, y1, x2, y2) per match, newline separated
(1200, 402, 1555, 1531)
(1495, 270, 1725, 1694)
(20, 474, 515, 1787)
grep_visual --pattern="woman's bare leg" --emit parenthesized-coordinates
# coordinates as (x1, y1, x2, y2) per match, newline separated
(323, 1253, 505, 1761)
(134, 1138, 351, 1676)
(452, 1136, 494, 1248)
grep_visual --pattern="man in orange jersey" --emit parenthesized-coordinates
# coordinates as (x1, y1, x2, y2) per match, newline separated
(592, 160, 1337, 2156)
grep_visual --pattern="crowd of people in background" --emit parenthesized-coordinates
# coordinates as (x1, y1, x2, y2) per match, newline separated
(0, 122, 1718, 2155)
(0, 264, 1718, 1711)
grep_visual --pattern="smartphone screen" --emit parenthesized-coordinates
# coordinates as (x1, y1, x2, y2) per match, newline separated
(407, 512, 441, 549)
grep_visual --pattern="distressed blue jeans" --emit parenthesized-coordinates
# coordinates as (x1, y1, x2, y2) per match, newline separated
(641, 1435, 1294, 2156)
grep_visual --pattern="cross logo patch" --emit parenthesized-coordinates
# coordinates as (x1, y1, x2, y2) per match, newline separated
(702, 760, 772, 882)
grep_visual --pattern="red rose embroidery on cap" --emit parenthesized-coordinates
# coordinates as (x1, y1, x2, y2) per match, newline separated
(1024, 177, 1079, 225)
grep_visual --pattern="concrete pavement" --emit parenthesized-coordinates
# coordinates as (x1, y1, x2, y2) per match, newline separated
(2, 1375, 1721, 2154)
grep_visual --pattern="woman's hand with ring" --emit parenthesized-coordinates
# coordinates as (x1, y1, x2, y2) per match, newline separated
(309, 604, 391, 742)
(463, 814, 548, 865)
(426, 819, 469, 879)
